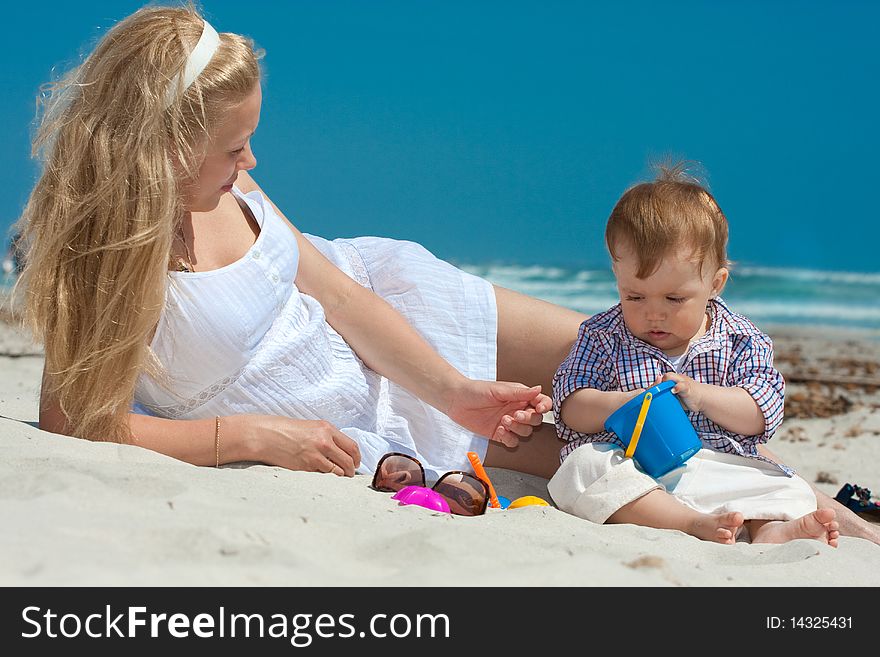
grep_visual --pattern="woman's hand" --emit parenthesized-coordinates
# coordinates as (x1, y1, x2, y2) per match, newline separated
(239, 415, 361, 476)
(445, 380, 552, 448)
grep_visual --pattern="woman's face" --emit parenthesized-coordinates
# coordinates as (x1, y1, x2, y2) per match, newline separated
(182, 83, 262, 212)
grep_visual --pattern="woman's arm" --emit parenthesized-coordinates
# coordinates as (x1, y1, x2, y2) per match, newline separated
(236, 172, 548, 446)
(39, 367, 361, 475)
(127, 413, 361, 475)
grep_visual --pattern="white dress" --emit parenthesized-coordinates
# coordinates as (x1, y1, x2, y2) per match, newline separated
(134, 186, 497, 478)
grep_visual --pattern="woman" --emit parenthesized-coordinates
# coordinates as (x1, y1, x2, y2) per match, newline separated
(16, 5, 877, 544)
(17, 5, 582, 481)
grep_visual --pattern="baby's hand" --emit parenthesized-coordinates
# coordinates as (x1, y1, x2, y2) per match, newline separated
(656, 372, 705, 413)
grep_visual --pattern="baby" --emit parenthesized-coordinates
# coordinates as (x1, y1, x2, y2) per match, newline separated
(547, 162, 838, 545)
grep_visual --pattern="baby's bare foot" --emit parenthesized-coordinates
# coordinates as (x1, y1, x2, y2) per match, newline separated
(751, 509, 839, 547)
(688, 511, 744, 544)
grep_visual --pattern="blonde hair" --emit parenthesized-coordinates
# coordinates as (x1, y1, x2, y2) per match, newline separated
(14, 3, 263, 443)
(605, 160, 730, 279)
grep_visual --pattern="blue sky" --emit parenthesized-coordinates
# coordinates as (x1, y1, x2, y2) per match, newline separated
(3, 1, 878, 271)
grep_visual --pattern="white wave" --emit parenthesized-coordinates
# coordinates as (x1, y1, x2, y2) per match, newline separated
(499, 293, 880, 324)
(463, 262, 880, 287)
(461, 264, 572, 279)
(574, 270, 608, 282)
(732, 301, 880, 322)
(734, 266, 880, 286)
(485, 280, 617, 296)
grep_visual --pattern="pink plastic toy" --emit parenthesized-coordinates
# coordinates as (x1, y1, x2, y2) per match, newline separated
(391, 485, 451, 513)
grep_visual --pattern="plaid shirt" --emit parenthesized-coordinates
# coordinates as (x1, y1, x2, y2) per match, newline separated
(553, 297, 790, 474)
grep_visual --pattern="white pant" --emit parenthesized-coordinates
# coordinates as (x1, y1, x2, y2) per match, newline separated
(548, 443, 817, 524)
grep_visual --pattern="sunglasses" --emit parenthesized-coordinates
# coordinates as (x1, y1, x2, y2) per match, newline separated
(371, 452, 490, 517)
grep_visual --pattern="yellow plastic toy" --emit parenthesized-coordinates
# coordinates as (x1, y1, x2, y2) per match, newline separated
(624, 391, 652, 459)
(508, 495, 550, 509)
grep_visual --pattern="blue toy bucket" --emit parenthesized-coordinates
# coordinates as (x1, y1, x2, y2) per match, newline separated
(604, 380, 702, 478)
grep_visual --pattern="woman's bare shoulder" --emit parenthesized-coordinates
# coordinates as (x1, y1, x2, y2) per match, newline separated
(235, 171, 298, 232)
(235, 170, 262, 195)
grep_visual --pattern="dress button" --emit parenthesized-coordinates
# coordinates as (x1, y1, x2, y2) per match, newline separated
(271, 273, 280, 283)
(252, 250, 261, 260)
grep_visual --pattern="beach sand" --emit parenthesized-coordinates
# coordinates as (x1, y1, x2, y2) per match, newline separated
(1, 317, 879, 587)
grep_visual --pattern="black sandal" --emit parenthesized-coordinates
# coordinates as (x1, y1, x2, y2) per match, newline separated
(834, 483, 880, 521)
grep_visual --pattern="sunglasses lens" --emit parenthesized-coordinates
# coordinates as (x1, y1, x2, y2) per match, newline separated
(372, 454, 425, 492)
(433, 473, 488, 516)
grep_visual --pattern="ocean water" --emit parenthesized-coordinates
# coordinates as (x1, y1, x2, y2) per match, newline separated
(0, 263, 880, 336)
(458, 263, 880, 334)
(4, 260, 878, 334)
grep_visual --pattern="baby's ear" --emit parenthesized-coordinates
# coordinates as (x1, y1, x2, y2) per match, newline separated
(711, 267, 729, 297)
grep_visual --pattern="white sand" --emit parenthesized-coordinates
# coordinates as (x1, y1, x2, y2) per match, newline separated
(1, 320, 879, 586)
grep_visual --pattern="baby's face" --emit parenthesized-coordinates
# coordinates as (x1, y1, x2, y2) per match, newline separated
(613, 243, 727, 356)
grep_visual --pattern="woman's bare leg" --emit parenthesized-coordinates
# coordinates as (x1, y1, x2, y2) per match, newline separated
(484, 285, 587, 477)
(484, 423, 566, 479)
(811, 486, 879, 546)
(493, 285, 587, 395)
(758, 443, 880, 545)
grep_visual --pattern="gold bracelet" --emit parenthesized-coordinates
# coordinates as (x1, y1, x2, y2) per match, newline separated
(214, 416, 221, 468)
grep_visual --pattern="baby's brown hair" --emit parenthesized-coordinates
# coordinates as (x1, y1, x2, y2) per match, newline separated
(605, 160, 730, 279)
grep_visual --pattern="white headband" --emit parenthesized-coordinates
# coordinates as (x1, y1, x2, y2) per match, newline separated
(164, 20, 221, 109)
